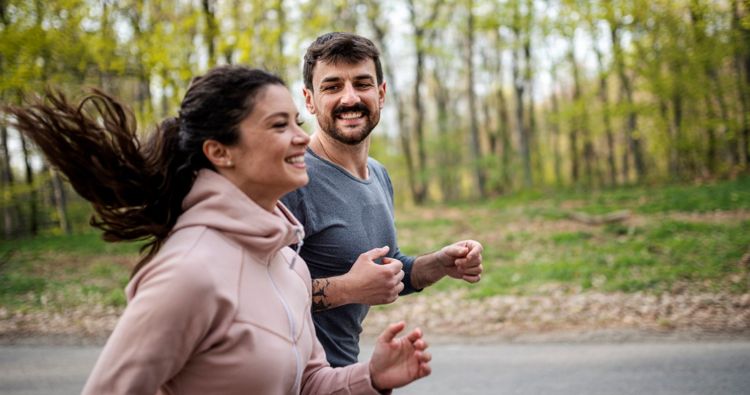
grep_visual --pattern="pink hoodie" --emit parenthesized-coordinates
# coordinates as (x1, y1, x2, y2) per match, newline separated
(82, 169, 380, 395)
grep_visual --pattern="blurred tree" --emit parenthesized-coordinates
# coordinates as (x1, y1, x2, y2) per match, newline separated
(511, 0, 532, 187)
(1, 0, 749, 234)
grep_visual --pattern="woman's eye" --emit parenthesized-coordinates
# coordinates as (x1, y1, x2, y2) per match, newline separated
(273, 123, 287, 129)
(296, 120, 305, 127)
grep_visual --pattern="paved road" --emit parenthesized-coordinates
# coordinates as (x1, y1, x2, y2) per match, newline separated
(2, 341, 749, 394)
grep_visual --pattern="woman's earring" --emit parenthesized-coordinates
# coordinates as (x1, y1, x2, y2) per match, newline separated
(226, 160, 233, 167)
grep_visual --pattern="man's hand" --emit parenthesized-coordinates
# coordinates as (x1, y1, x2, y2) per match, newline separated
(343, 246, 405, 305)
(437, 240, 483, 283)
(369, 321, 431, 392)
(311, 246, 404, 312)
(410, 240, 483, 289)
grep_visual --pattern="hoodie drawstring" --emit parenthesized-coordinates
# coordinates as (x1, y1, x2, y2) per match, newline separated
(288, 228, 304, 269)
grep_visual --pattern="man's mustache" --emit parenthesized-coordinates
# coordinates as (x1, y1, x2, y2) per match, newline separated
(332, 103, 370, 117)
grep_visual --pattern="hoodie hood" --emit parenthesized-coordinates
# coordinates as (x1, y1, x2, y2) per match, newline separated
(172, 169, 303, 261)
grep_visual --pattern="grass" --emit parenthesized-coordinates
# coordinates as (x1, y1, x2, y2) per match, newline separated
(1, 176, 749, 314)
(397, 176, 750, 298)
(0, 233, 139, 311)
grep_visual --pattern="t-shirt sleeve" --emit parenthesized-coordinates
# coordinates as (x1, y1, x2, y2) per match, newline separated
(393, 250, 419, 294)
(81, 258, 221, 394)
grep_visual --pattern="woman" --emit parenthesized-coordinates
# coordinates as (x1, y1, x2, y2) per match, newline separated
(7, 65, 430, 394)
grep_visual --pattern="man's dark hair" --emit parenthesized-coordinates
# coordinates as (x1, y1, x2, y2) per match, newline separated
(303, 32, 384, 90)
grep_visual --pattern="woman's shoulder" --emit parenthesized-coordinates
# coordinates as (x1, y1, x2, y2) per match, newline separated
(131, 226, 244, 295)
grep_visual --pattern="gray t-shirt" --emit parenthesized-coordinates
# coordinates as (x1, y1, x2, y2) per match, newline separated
(281, 148, 418, 367)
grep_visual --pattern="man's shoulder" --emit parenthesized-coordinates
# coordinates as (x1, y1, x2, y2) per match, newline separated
(366, 157, 392, 187)
(366, 156, 387, 171)
(367, 156, 390, 179)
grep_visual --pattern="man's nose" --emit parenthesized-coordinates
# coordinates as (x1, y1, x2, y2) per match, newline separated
(339, 83, 360, 106)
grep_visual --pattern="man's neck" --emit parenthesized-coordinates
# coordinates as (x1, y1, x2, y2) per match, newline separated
(310, 132, 370, 180)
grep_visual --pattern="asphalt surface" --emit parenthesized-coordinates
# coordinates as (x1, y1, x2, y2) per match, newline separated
(1, 341, 749, 394)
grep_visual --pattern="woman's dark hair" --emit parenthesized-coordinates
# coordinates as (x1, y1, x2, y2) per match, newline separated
(5, 66, 285, 275)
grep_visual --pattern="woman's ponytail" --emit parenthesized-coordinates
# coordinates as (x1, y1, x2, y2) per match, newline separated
(6, 90, 184, 273)
(6, 66, 286, 275)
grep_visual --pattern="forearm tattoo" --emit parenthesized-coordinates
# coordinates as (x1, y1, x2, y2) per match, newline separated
(311, 278, 332, 312)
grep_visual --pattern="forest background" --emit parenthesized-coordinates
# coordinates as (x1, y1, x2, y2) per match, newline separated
(1, 0, 749, 339)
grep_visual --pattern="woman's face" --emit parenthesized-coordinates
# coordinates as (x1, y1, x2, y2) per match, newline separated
(221, 84, 310, 210)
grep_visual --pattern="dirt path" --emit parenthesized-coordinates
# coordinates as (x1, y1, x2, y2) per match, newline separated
(2, 289, 749, 344)
(361, 289, 750, 341)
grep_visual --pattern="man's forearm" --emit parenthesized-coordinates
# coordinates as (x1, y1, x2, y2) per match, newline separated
(409, 252, 447, 290)
(311, 276, 349, 312)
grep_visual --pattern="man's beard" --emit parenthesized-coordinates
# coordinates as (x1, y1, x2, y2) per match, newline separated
(321, 103, 379, 145)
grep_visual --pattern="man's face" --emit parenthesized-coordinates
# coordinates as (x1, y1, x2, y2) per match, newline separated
(303, 59, 386, 145)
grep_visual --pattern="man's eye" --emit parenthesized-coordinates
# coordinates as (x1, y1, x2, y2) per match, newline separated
(296, 120, 305, 127)
(273, 123, 287, 128)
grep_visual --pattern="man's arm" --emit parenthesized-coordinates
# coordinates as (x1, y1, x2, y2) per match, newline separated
(310, 246, 406, 312)
(409, 240, 484, 290)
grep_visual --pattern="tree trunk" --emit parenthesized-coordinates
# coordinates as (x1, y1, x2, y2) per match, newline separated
(275, 0, 287, 79)
(670, 63, 685, 179)
(659, 97, 681, 177)
(550, 89, 563, 186)
(512, 5, 531, 188)
(49, 168, 71, 235)
(19, 134, 37, 236)
(201, 0, 218, 67)
(411, 41, 427, 203)
(691, 1, 737, 170)
(549, 62, 563, 187)
(735, 0, 750, 167)
(407, 0, 433, 204)
(610, 22, 645, 182)
(432, 67, 459, 201)
(1, 123, 18, 238)
(593, 31, 617, 186)
(523, 0, 539, 185)
(97, 0, 115, 94)
(466, 0, 486, 197)
(569, 39, 595, 186)
(701, 93, 718, 175)
(129, 0, 153, 121)
(493, 23, 511, 191)
(365, 1, 420, 203)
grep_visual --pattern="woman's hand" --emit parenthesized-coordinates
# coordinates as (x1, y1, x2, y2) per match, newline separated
(368, 321, 431, 392)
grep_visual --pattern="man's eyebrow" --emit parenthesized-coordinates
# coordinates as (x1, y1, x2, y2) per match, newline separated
(353, 74, 374, 81)
(320, 76, 342, 84)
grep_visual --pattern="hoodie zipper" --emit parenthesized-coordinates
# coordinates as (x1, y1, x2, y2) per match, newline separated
(266, 257, 303, 394)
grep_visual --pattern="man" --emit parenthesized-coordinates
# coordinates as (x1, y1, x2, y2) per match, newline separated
(281, 32, 483, 367)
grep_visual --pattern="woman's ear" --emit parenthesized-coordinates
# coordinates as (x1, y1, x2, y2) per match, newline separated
(203, 139, 234, 168)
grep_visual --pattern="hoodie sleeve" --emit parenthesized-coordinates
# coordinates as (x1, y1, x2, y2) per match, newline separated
(299, 309, 382, 395)
(82, 255, 222, 395)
